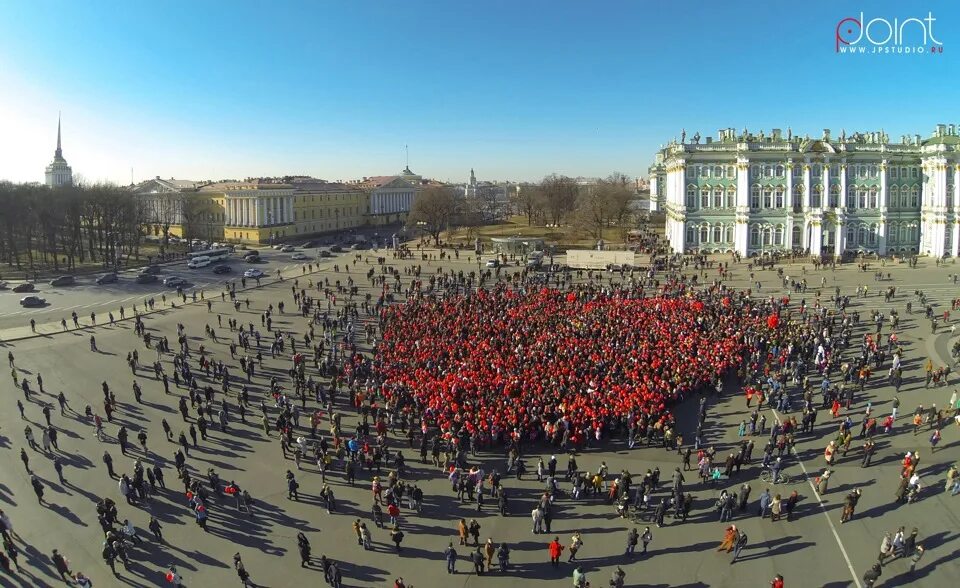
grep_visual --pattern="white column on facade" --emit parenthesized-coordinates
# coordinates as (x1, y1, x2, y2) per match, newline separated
(272, 197, 279, 224)
(822, 159, 831, 208)
(785, 216, 794, 249)
(286, 196, 293, 225)
(734, 157, 749, 256)
(802, 161, 812, 209)
(839, 164, 848, 209)
(878, 161, 888, 254)
(786, 163, 794, 210)
(231, 199, 238, 226)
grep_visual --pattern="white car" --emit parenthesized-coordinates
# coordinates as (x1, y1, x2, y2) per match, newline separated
(244, 269, 265, 279)
(291, 252, 309, 260)
(164, 276, 187, 287)
(485, 259, 500, 268)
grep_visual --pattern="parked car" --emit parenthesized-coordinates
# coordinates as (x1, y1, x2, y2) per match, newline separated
(244, 269, 265, 279)
(96, 273, 119, 285)
(50, 275, 76, 286)
(213, 265, 233, 274)
(20, 296, 46, 307)
(164, 276, 187, 287)
(291, 253, 310, 260)
(318, 250, 332, 258)
(329, 245, 343, 253)
(140, 265, 163, 275)
(135, 274, 159, 284)
(12, 283, 36, 293)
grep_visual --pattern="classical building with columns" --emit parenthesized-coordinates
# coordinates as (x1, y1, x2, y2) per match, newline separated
(357, 171, 417, 226)
(200, 180, 295, 244)
(650, 124, 960, 258)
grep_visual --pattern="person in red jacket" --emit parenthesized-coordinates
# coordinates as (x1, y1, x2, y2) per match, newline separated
(548, 537, 564, 567)
(771, 573, 784, 588)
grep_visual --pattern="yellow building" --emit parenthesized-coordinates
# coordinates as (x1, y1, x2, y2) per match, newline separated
(289, 180, 369, 235)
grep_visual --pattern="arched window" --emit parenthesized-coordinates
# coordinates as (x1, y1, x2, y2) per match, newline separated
(750, 185, 761, 210)
(869, 224, 878, 245)
(713, 187, 723, 208)
(829, 185, 840, 208)
(686, 184, 697, 208)
(908, 223, 919, 242)
(792, 185, 803, 208)
(714, 166, 724, 178)
(857, 225, 867, 246)
(751, 165, 759, 178)
(888, 223, 898, 244)
(763, 188, 772, 208)
(702, 166, 711, 178)
(869, 188, 878, 209)
(857, 188, 867, 209)
(726, 165, 735, 178)
(700, 224, 710, 243)
(869, 165, 878, 178)
(774, 188, 784, 208)
(686, 225, 697, 245)
(713, 225, 722, 243)
(700, 187, 710, 209)
(858, 165, 867, 178)
(811, 185, 822, 208)
(764, 165, 773, 178)
(792, 164, 802, 178)
(762, 226, 773, 246)
(910, 186, 920, 208)
(811, 164, 821, 178)
(774, 225, 784, 245)
(775, 165, 785, 177)
(888, 185, 899, 209)
(725, 187, 736, 208)
(750, 226, 760, 246)
(847, 225, 856, 246)
(725, 226, 734, 243)
(792, 225, 802, 247)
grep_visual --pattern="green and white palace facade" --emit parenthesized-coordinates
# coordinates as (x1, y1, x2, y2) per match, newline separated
(648, 125, 960, 258)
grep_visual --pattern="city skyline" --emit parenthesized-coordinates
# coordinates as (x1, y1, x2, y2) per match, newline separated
(0, 0, 957, 185)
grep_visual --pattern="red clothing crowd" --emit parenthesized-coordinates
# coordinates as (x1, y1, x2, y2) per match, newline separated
(371, 285, 768, 445)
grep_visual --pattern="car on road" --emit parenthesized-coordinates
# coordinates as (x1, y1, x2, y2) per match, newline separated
(50, 275, 76, 286)
(291, 252, 310, 260)
(12, 283, 37, 293)
(139, 265, 162, 275)
(20, 295, 46, 307)
(244, 268, 265, 279)
(212, 265, 232, 274)
(318, 250, 332, 258)
(300, 240, 317, 248)
(135, 273, 159, 284)
(329, 245, 343, 253)
(0, 280, 8, 289)
(271, 244, 284, 250)
(351, 241, 370, 251)
(485, 259, 500, 268)
(187, 257, 211, 269)
(96, 273, 119, 285)
(163, 276, 187, 287)
(281, 245, 296, 252)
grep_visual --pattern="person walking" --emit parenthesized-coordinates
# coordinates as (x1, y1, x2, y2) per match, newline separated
(640, 526, 653, 554)
(863, 563, 882, 587)
(548, 537, 564, 567)
(625, 528, 638, 556)
(717, 525, 737, 552)
(51, 549, 72, 582)
(878, 532, 894, 566)
(567, 531, 583, 562)
(443, 542, 458, 574)
(731, 529, 748, 563)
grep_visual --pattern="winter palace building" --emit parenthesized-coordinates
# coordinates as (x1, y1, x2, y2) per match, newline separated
(648, 125, 960, 258)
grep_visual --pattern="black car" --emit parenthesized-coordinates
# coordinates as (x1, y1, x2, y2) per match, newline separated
(50, 275, 76, 287)
(140, 265, 163, 275)
(351, 242, 370, 251)
(318, 250, 332, 258)
(20, 296, 46, 307)
(135, 274, 158, 284)
(96, 273, 119, 285)
(301, 241, 316, 248)
(213, 265, 232, 274)
(330, 245, 343, 253)
(12, 283, 36, 293)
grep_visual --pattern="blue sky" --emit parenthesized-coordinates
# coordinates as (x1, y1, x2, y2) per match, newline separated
(0, 0, 956, 185)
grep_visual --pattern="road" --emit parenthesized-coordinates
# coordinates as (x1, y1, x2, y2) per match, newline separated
(0, 250, 957, 588)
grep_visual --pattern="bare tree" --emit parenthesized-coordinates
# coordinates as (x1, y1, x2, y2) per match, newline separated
(540, 175, 578, 226)
(511, 185, 545, 226)
(409, 185, 457, 245)
(576, 173, 634, 241)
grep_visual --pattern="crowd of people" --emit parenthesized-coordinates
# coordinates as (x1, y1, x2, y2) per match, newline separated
(0, 239, 957, 588)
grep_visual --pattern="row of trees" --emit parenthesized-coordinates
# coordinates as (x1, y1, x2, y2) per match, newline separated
(0, 182, 150, 274)
(409, 172, 639, 244)
(512, 173, 636, 239)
